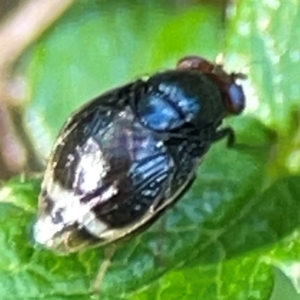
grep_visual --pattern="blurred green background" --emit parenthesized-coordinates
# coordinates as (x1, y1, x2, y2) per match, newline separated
(0, 0, 300, 299)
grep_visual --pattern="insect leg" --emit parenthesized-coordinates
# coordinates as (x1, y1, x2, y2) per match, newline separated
(155, 214, 167, 268)
(213, 127, 235, 147)
(90, 244, 117, 297)
(214, 127, 270, 155)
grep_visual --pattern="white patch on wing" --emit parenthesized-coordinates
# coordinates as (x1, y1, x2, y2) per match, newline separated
(35, 161, 197, 250)
(34, 215, 64, 247)
(73, 137, 109, 193)
(81, 215, 108, 238)
(33, 179, 115, 248)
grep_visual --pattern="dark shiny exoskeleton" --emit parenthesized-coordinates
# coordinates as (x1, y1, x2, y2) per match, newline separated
(33, 55, 245, 254)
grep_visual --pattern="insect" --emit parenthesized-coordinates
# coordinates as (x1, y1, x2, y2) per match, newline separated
(33, 55, 246, 254)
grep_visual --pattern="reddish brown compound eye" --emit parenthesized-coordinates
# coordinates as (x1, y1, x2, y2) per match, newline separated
(176, 55, 215, 73)
(225, 82, 245, 115)
(177, 55, 246, 116)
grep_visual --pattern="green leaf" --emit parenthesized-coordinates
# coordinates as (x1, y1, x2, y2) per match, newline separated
(0, 118, 276, 299)
(4, 172, 300, 299)
(0, 175, 40, 212)
(154, 252, 274, 300)
(3, 0, 300, 299)
(270, 268, 300, 300)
